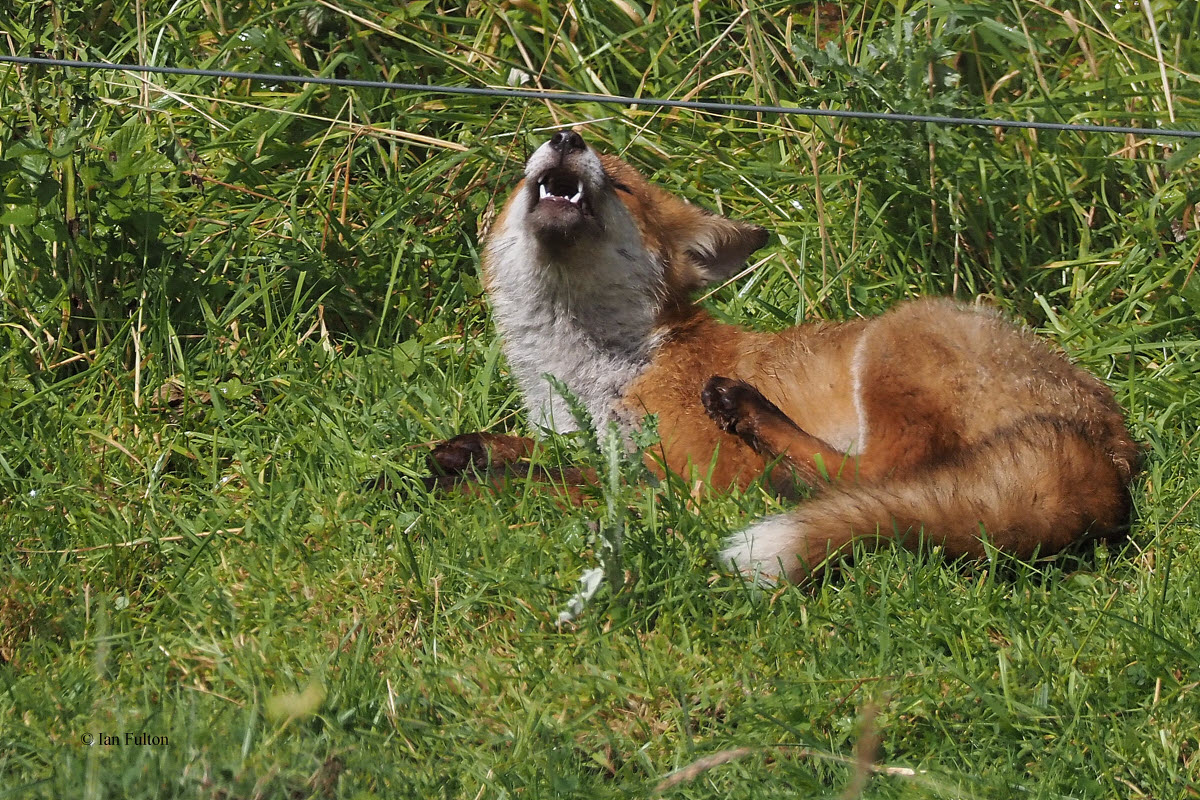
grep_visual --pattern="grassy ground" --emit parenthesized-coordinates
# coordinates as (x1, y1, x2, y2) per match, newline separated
(1, 1, 1198, 797)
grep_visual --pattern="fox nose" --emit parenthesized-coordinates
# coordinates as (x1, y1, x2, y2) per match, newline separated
(548, 130, 586, 154)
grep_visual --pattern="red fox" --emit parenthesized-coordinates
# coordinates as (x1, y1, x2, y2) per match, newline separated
(432, 130, 1140, 583)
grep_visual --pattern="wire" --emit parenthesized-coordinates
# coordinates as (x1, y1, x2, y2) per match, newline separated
(2, 54, 1198, 140)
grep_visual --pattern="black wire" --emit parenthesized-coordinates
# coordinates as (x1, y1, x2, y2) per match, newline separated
(2, 54, 1198, 140)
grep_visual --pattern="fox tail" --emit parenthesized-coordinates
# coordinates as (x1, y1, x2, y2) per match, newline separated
(719, 417, 1136, 584)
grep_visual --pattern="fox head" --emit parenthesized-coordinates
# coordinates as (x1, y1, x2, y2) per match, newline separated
(485, 130, 768, 304)
(481, 131, 768, 431)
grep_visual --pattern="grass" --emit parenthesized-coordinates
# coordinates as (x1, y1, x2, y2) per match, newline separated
(1, 0, 1199, 797)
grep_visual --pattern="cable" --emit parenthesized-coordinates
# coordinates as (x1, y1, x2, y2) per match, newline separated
(2, 54, 1198, 140)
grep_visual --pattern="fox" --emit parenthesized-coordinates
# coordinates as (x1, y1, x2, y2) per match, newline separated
(430, 129, 1140, 583)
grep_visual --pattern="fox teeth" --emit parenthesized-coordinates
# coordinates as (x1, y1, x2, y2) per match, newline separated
(538, 179, 585, 204)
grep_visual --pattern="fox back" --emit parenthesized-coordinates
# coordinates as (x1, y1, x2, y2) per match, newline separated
(480, 131, 1139, 582)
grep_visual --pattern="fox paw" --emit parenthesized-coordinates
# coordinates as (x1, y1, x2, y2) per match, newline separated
(428, 433, 490, 476)
(701, 375, 770, 435)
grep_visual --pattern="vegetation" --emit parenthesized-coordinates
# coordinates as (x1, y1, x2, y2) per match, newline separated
(1, 1, 1198, 797)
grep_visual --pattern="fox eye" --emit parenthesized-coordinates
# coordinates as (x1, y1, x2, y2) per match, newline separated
(610, 179, 633, 194)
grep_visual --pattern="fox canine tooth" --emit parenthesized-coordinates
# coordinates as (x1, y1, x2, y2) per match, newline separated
(539, 182, 550, 200)
(569, 181, 584, 204)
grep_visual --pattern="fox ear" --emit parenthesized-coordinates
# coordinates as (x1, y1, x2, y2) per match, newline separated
(687, 215, 769, 284)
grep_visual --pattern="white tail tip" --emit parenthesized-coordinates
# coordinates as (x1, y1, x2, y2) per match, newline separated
(719, 514, 800, 586)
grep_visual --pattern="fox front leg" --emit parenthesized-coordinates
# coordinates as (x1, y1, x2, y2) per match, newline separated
(425, 432, 597, 503)
(428, 432, 537, 477)
(701, 376, 858, 494)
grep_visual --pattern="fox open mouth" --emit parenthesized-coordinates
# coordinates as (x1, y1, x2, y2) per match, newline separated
(532, 167, 593, 216)
(526, 164, 599, 242)
(539, 169, 585, 205)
